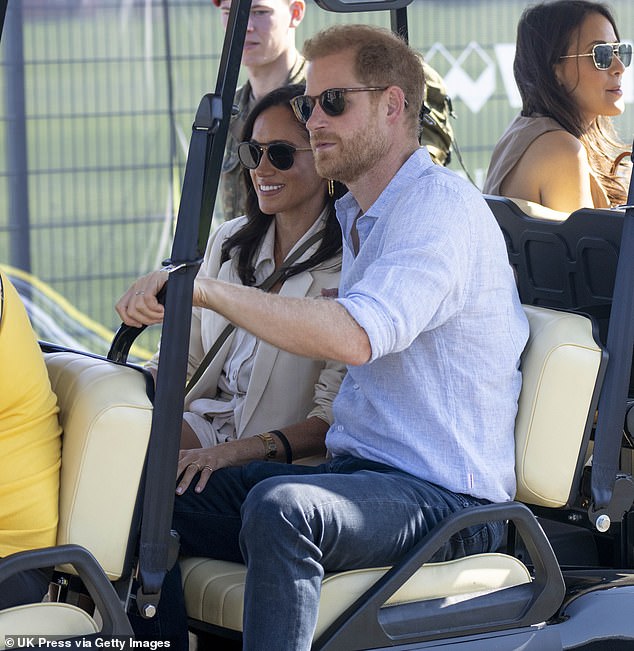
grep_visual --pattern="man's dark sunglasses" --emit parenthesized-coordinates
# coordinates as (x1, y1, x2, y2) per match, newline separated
(237, 141, 312, 171)
(290, 87, 388, 124)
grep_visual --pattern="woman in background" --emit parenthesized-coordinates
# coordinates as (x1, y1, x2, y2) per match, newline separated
(484, 0, 631, 212)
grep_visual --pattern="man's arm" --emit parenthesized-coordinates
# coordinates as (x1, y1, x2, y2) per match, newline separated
(115, 271, 371, 366)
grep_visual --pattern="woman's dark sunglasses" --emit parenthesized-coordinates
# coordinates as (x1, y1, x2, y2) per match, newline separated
(237, 141, 312, 171)
(290, 87, 388, 124)
(560, 42, 632, 70)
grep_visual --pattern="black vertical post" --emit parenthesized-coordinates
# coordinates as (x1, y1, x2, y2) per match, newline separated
(4, 0, 31, 274)
(0, 2, 8, 41)
(134, 0, 253, 615)
(390, 6, 408, 41)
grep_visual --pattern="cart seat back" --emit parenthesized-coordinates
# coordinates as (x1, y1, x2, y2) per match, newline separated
(45, 350, 153, 580)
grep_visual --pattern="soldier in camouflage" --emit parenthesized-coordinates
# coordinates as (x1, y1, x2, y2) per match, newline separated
(215, 0, 307, 221)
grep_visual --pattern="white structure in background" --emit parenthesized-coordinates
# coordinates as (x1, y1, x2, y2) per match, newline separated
(426, 42, 496, 113)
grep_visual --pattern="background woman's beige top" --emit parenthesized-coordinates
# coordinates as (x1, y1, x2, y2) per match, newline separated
(483, 114, 609, 208)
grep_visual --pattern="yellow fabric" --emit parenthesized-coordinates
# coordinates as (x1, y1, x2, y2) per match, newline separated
(0, 272, 62, 556)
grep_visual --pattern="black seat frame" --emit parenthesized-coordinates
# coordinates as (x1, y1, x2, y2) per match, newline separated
(485, 194, 634, 560)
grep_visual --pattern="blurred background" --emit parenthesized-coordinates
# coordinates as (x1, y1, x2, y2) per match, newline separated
(1, 0, 633, 357)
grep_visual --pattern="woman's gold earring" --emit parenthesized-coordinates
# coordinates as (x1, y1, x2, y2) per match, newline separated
(328, 179, 335, 197)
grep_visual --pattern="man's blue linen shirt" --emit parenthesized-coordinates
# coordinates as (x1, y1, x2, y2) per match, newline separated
(327, 147, 529, 503)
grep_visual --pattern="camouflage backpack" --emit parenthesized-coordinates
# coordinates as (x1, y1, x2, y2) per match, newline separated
(420, 61, 455, 167)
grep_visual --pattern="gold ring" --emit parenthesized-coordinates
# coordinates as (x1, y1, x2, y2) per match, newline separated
(202, 465, 213, 472)
(187, 463, 201, 472)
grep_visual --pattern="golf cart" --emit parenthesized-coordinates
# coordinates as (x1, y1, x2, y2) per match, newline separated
(2, 0, 634, 648)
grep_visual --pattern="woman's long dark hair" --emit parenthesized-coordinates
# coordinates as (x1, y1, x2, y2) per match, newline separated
(220, 83, 344, 286)
(513, 0, 627, 205)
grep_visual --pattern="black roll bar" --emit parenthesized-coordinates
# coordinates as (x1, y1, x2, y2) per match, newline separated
(126, 0, 254, 617)
(589, 147, 634, 530)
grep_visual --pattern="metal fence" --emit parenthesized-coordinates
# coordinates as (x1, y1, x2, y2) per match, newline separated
(1, 0, 633, 355)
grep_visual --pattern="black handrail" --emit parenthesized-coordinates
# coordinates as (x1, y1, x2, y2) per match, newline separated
(589, 147, 634, 529)
(129, 0, 254, 617)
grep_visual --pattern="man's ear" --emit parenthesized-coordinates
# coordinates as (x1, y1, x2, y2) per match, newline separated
(385, 86, 406, 120)
(289, 0, 305, 27)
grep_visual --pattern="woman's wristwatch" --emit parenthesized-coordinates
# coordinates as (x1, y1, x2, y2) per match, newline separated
(256, 432, 277, 460)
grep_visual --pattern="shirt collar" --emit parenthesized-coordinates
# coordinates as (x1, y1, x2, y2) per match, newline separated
(335, 147, 433, 233)
(252, 206, 330, 281)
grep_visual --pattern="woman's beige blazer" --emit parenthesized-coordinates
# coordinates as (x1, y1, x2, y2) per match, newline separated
(147, 216, 345, 440)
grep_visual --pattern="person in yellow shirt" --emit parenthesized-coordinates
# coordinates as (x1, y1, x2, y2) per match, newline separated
(0, 270, 62, 608)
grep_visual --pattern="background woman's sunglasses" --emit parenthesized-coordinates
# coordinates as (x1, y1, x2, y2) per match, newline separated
(290, 87, 388, 124)
(238, 141, 312, 171)
(560, 42, 632, 70)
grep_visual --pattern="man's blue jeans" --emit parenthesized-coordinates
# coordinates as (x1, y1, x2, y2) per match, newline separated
(132, 456, 504, 650)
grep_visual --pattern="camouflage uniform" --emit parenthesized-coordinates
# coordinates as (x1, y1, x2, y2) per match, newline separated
(220, 56, 307, 221)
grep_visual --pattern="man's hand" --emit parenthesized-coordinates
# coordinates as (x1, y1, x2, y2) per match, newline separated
(115, 270, 169, 327)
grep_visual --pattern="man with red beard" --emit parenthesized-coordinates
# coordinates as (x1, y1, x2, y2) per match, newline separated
(119, 24, 528, 651)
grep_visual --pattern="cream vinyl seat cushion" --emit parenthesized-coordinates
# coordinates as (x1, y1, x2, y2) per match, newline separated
(180, 305, 603, 639)
(181, 553, 531, 638)
(0, 352, 148, 641)
(515, 306, 602, 507)
(0, 603, 98, 648)
(0, 351, 152, 648)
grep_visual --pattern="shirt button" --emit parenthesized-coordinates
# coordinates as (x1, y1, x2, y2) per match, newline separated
(353, 384, 359, 390)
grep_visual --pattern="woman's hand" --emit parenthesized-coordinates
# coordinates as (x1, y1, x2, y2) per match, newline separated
(176, 443, 245, 495)
(115, 270, 169, 327)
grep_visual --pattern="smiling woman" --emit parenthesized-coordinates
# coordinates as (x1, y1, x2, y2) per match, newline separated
(240, 103, 325, 225)
(117, 83, 347, 488)
(215, 0, 308, 221)
(483, 0, 632, 212)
